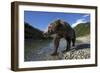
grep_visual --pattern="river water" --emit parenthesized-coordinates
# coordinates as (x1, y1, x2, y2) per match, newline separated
(24, 39, 67, 61)
(24, 36, 90, 62)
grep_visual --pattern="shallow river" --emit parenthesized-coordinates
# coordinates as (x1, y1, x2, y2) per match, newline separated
(24, 39, 67, 61)
(24, 37, 90, 62)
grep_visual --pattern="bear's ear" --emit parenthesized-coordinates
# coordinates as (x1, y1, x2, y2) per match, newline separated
(59, 20, 65, 25)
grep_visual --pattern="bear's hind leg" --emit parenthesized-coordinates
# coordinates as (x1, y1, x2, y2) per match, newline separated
(62, 38, 71, 53)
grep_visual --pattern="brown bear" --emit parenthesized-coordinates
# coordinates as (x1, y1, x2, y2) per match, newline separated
(44, 19, 76, 56)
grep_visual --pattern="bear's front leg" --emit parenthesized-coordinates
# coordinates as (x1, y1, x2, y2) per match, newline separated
(51, 35, 61, 56)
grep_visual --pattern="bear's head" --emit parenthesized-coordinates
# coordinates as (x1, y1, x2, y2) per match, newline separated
(43, 19, 71, 37)
(43, 19, 62, 36)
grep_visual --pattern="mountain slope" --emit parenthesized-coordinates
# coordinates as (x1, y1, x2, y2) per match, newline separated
(74, 22, 90, 37)
(24, 22, 44, 39)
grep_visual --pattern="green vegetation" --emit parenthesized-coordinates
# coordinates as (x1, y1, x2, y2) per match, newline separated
(74, 22, 90, 37)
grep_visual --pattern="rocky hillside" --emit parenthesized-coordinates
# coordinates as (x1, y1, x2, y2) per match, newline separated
(74, 22, 90, 37)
